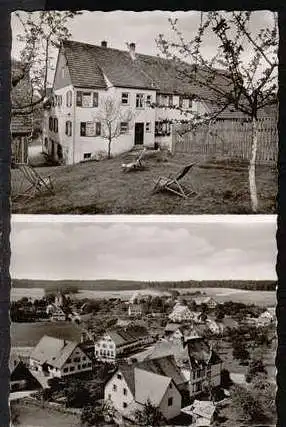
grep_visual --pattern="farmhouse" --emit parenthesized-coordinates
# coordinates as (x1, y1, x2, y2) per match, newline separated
(104, 355, 183, 421)
(29, 335, 92, 378)
(94, 326, 153, 362)
(10, 353, 41, 392)
(43, 39, 233, 164)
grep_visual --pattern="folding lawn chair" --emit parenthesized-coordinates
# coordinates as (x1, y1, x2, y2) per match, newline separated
(13, 163, 54, 202)
(153, 163, 197, 198)
(121, 149, 146, 172)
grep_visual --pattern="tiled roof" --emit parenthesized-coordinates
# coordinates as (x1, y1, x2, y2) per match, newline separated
(30, 335, 79, 369)
(186, 337, 222, 369)
(107, 326, 150, 347)
(134, 367, 171, 406)
(62, 40, 232, 98)
(137, 354, 186, 388)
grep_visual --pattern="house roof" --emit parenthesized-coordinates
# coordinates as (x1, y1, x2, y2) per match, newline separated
(186, 337, 222, 369)
(134, 367, 171, 406)
(106, 326, 150, 347)
(61, 40, 233, 98)
(137, 354, 186, 388)
(30, 335, 79, 369)
(145, 340, 190, 368)
(165, 322, 182, 333)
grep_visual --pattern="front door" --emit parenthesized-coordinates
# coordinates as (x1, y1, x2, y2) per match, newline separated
(134, 122, 144, 145)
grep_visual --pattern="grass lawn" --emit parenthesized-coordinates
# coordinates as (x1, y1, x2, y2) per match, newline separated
(11, 151, 277, 214)
(13, 403, 80, 427)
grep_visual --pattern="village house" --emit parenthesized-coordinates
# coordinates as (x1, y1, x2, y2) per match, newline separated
(169, 303, 194, 323)
(94, 326, 153, 362)
(104, 355, 184, 421)
(42, 39, 232, 164)
(138, 336, 223, 398)
(29, 335, 92, 379)
(128, 303, 143, 318)
(10, 353, 41, 392)
(165, 323, 205, 342)
(193, 297, 218, 310)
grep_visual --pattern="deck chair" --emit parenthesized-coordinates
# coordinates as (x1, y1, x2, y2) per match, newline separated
(13, 163, 54, 201)
(121, 149, 146, 172)
(153, 163, 197, 198)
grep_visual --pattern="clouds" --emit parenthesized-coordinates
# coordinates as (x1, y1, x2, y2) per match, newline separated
(10, 219, 276, 281)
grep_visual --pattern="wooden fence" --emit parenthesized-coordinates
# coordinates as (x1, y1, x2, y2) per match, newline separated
(173, 117, 278, 165)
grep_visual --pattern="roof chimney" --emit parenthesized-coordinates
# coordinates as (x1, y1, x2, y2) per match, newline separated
(129, 42, 136, 60)
(101, 41, 107, 48)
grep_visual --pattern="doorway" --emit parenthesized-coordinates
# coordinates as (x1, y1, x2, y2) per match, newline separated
(134, 122, 144, 145)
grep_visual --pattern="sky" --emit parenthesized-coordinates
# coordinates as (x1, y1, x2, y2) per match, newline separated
(10, 10, 276, 86)
(10, 217, 277, 281)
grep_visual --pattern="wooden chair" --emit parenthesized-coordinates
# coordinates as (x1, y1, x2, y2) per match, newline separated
(121, 150, 146, 172)
(153, 163, 197, 198)
(13, 163, 54, 201)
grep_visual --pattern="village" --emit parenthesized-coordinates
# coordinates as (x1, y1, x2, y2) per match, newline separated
(10, 284, 277, 427)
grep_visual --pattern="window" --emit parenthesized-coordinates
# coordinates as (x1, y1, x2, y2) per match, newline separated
(188, 98, 193, 109)
(146, 95, 152, 106)
(123, 402, 127, 408)
(70, 366, 75, 372)
(82, 364, 87, 369)
(121, 93, 129, 105)
(67, 358, 71, 364)
(83, 356, 86, 361)
(168, 95, 173, 106)
(87, 363, 92, 367)
(113, 384, 117, 392)
(66, 90, 72, 107)
(80, 122, 101, 137)
(123, 388, 127, 396)
(78, 364, 81, 370)
(168, 397, 173, 407)
(102, 344, 107, 348)
(108, 394, 111, 400)
(74, 357, 80, 363)
(179, 96, 183, 108)
(63, 367, 68, 373)
(95, 351, 98, 356)
(117, 374, 122, 380)
(136, 93, 144, 108)
(49, 117, 53, 131)
(145, 122, 151, 133)
(56, 95, 62, 106)
(65, 121, 72, 136)
(53, 118, 58, 133)
(76, 91, 98, 107)
(120, 122, 128, 134)
(155, 121, 171, 136)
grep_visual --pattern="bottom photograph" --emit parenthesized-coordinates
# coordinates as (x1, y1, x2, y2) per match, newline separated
(10, 217, 277, 427)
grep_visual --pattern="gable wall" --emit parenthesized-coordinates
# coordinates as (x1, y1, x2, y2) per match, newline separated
(104, 370, 134, 412)
(53, 48, 72, 90)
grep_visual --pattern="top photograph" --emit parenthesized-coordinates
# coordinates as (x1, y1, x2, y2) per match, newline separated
(10, 10, 278, 215)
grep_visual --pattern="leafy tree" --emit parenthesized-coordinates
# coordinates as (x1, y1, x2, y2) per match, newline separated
(246, 358, 267, 383)
(157, 11, 278, 212)
(12, 11, 81, 114)
(134, 398, 165, 426)
(232, 341, 250, 363)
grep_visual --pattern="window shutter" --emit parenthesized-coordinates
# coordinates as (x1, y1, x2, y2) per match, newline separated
(96, 122, 101, 136)
(76, 91, 83, 106)
(93, 92, 98, 107)
(80, 122, 86, 136)
(65, 122, 68, 135)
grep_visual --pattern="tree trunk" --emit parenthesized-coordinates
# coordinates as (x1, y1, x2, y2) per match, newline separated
(249, 117, 258, 213)
(108, 137, 112, 159)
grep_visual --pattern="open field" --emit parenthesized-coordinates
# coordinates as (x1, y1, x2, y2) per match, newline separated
(13, 403, 80, 427)
(11, 321, 84, 347)
(11, 285, 276, 306)
(12, 278, 276, 292)
(11, 150, 276, 214)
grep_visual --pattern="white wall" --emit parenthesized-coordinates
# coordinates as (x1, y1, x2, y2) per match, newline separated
(104, 370, 134, 412)
(94, 334, 117, 362)
(73, 87, 157, 163)
(159, 381, 182, 420)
